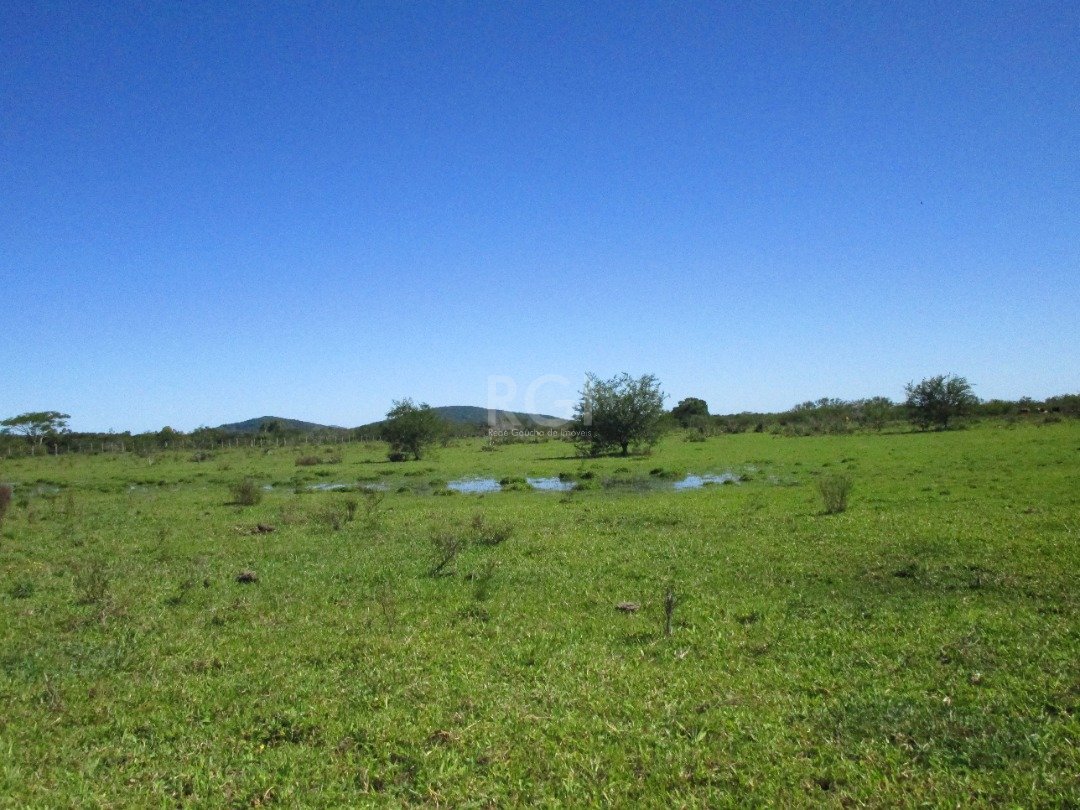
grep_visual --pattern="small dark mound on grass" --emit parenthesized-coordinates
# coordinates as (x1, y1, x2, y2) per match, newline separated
(236, 570, 258, 584)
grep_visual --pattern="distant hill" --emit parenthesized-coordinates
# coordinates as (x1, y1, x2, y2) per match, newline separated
(432, 405, 567, 427)
(355, 405, 568, 434)
(219, 407, 567, 436)
(217, 416, 345, 435)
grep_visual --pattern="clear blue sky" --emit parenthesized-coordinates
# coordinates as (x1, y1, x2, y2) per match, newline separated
(2, 1, 1077, 433)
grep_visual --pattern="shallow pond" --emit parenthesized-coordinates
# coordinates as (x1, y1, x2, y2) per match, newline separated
(526, 477, 576, 492)
(445, 473, 737, 493)
(446, 478, 502, 493)
(673, 472, 739, 490)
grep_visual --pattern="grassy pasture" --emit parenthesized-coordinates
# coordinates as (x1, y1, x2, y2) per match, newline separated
(1, 422, 1078, 806)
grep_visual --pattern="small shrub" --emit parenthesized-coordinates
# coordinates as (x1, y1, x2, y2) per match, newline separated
(230, 478, 263, 506)
(312, 505, 345, 531)
(471, 558, 498, 602)
(310, 496, 361, 532)
(470, 513, 513, 546)
(817, 473, 852, 514)
(295, 455, 321, 466)
(387, 451, 408, 463)
(429, 527, 468, 576)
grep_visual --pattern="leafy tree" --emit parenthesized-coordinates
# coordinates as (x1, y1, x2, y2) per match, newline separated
(1, 411, 70, 449)
(904, 375, 977, 430)
(671, 397, 709, 427)
(571, 373, 666, 456)
(156, 426, 182, 447)
(381, 399, 446, 460)
(856, 396, 895, 431)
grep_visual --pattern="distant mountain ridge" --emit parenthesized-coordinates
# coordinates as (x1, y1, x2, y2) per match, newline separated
(218, 407, 567, 435)
(427, 405, 567, 427)
(217, 416, 346, 434)
(355, 405, 568, 433)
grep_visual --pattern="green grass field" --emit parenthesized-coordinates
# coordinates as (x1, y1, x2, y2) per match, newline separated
(1, 421, 1078, 806)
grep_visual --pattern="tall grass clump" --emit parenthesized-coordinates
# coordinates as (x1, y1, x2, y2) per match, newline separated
(361, 488, 385, 527)
(663, 583, 678, 637)
(74, 559, 110, 606)
(0, 483, 12, 533)
(229, 478, 263, 506)
(470, 513, 513, 545)
(817, 473, 852, 514)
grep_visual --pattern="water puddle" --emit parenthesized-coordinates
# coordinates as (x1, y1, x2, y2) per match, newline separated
(527, 477, 576, 492)
(446, 478, 501, 493)
(673, 473, 739, 490)
(443, 473, 737, 493)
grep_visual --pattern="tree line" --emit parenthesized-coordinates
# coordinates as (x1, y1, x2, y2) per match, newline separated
(3, 375, 1077, 459)
(375, 374, 1078, 461)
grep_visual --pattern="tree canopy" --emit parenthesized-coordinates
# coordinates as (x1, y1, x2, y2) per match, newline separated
(571, 373, 666, 456)
(380, 399, 446, 460)
(1, 411, 71, 446)
(671, 397, 709, 427)
(904, 375, 977, 429)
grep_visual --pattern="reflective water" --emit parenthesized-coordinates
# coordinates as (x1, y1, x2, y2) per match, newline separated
(527, 477, 576, 491)
(443, 473, 737, 493)
(446, 478, 501, 493)
(673, 473, 739, 490)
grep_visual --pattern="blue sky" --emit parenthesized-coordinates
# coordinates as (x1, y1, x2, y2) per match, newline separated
(2, 1, 1077, 433)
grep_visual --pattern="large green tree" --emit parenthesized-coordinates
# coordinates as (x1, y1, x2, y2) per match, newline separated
(571, 373, 666, 456)
(671, 397, 709, 427)
(1, 411, 70, 448)
(904, 375, 977, 429)
(380, 399, 446, 460)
